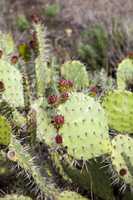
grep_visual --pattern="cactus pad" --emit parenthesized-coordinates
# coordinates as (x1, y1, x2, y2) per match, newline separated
(117, 58, 133, 90)
(57, 191, 88, 200)
(61, 61, 89, 90)
(51, 92, 111, 160)
(0, 60, 24, 107)
(111, 134, 133, 187)
(102, 90, 133, 133)
(0, 115, 11, 146)
(8, 136, 58, 199)
(32, 97, 56, 143)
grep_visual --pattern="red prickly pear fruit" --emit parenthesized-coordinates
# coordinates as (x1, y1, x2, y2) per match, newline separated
(59, 79, 67, 86)
(89, 85, 98, 96)
(67, 80, 74, 87)
(60, 92, 69, 102)
(11, 55, 18, 64)
(55, 134, 63, 144)
(53, 115, 64, 128)
(0, 50, 3, 59)
(31, 14, 41, 24)
(48, 95, 58, 105)
(127, 52, 133, 59)
(119, 168, 127, 176)
(58, 79, 73, 92)
(0, 81, 5, 92)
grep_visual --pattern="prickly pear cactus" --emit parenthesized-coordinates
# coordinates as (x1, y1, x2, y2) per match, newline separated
(61, 61, 89, 90)
(102, 90, 133, 134)
(46, 92, 111, 160)
(57, 191, 89, 200)
(51, 152, 115, 200)
(0, 59, 24, 107)
(0, 194, 32, 200)
(8, 135, 58, 199)
(117, 58, 133, 90)
(0, 115, 11, 146)
(111, 134, 133, 189)
(34, 22, 51, 97)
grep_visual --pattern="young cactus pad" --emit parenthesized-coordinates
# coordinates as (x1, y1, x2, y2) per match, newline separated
(0, 195, 32, 200)
(0, 60, 24, 107)
(111, 134, 133, 187)
(102, 90, 133, 134)
(34, 22, 51, 97)
(61, 61, 89, 90)
(53, 92, 111, 160)
(0, 115, 11, 146)
(117, 58, 133, 90)
(57, 191, 89, 200)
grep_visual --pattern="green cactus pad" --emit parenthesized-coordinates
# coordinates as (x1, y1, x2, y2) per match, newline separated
(8, 136, 58, 199)
(61, 61, 89, 90)
(117, 58, 133, 90)
(34, 22, 51, 97)
(111, 134, 133, 187)
(0, 115, 11, 146)
(51, 152, 114, 200)
(32, 97, 56, 143)
(57, 191, 88, 200)
(102, 90, 133, 133)
(0, 59, 24, 107)
(52, 92, 111, 160)
(12, 109, 26, 127)
(0, 194, 32, 200)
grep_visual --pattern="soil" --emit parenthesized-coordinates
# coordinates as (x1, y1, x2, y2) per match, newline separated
(1, 0, 133, 62)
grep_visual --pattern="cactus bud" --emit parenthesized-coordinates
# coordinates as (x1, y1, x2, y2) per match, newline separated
(48, 95, 58, 105)
(55, 134, 63, 144)
(11, 55, 18, 64)
(60, 92, 69, 102)
(59, 79, 73, 92)
(53, 115, 64, 129)
(31, 14, 41, 24)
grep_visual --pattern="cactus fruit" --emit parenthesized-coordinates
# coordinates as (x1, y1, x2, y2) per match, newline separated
(102, 90, 133, 134)
(0, 59, 24, 107)
(0, 194, 32, 200)
(61, 61, 89, 90)
(0, 115, 11, 146)
(57, 191, 88, 200)
(111, 134, 133, 189)
(48, 92, 111, 160)
(58, 79, 74, 93)
(117, 58, 133, 90)
(48, 95, 58, 105)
